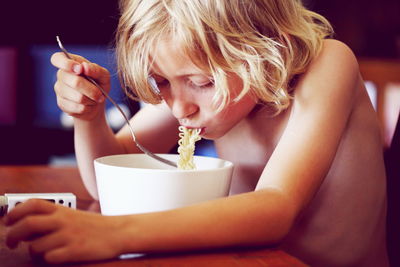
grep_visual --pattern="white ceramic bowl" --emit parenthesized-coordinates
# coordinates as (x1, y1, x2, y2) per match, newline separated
(94, 154, 234, 215)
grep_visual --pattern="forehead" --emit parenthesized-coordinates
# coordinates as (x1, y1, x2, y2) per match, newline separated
(150, 38, 209, 78)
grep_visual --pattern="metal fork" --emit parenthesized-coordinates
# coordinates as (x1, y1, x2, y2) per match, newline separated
(56, 36, 177, 168)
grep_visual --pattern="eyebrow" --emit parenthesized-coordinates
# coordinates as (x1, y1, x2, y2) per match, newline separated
(150, 63, 210, 79)
(151, 72, 210, 80)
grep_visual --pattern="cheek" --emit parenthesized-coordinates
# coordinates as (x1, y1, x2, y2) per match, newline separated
(159, 87, 171, 100)
(197, 91, 218, 110)
(223, 96, 257, 121)
(227, 74, 245, 98)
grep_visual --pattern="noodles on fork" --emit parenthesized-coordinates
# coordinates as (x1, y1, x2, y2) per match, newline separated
(177, 126, 202, 170)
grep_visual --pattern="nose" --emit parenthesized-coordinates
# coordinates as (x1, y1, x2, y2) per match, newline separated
(170, 98, 198, 120)
(162, 82, 199, 120)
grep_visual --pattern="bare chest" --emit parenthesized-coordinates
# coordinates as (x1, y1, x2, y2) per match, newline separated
(216, 136, 270, 194)
(214, 108, 290, 194)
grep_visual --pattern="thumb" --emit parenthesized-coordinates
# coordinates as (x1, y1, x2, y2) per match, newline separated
(81, 62, 110, 86)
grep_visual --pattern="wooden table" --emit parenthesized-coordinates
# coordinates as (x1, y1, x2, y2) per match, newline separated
(0, 166, 307, 266)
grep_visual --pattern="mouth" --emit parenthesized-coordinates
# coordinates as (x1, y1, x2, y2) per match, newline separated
(181, 125, 205, 135)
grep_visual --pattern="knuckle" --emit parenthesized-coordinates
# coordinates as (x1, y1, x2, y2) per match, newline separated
(75, 103, 86, 114)
(54, 81, 64, 95)
(23, 216, 38, 229)
(71, 76, 83, 89)
(56, 97, 64, 109)
(76, 93, 85, 104)
(56, 69, 62, 79)
(27, 199, 45, 210)
(54, 82, 59, 93)
(89, 90, 101, 101)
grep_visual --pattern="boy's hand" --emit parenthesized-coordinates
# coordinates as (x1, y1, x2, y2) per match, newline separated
(50, 52, 111, 121)
(5, 199, 124, 264)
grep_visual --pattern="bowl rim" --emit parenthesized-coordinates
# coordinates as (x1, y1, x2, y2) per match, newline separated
(94, 153, 234, 173)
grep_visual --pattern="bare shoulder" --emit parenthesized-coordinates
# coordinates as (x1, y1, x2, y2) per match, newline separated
(294, 39, 361, 108)
(306, 39, 359, 84)
(319, 39, 358, 65)
(323, 39, 356, 56)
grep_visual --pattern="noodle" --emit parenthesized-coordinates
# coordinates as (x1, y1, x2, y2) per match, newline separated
(177, 126, 202, 170)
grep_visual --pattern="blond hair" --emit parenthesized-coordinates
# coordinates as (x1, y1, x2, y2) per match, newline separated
(116, 0, 333, 114)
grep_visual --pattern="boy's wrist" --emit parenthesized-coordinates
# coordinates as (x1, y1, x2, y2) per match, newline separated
(108, 215, 141, 256)
(73, 109, 107, 127)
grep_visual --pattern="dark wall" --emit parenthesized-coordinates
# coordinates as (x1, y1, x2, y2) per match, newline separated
(308, 0, 400, 58)
(0, 1, 122, 164)
(0, 0, 399, 164)
(0, 1, 119, 46)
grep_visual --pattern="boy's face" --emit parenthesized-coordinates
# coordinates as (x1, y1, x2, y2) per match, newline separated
(150, 39, 257, 140)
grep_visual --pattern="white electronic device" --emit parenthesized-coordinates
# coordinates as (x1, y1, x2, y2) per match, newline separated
(0, 193, 76, 216)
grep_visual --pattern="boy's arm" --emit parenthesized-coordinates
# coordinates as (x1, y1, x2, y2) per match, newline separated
(256, 40, 359, 212)
(4, 190, 296, 263)
(50, 53, 129, 200)
(120, 189, 296, 253)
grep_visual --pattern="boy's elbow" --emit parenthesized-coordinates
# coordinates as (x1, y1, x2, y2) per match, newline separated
(269, 207, 296, 243)
(247, 189, 299, 245)
(265, 203, 297, 244)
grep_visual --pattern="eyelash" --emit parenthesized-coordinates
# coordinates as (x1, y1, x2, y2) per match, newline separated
(189, 80, 214, 90)
(153, 79, 214, 91)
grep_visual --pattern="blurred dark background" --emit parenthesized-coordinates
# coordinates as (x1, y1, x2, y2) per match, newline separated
(0, 0, 399, 165)
(0, 0, 137, 165)
(308, 0, 400, 58)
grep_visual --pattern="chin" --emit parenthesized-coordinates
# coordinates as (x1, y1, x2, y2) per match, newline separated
(200, 131, 225, 140)
(200, 135, 215, 141)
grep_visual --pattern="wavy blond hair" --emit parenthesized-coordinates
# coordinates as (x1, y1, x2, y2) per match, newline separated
(116, 0, 333, 114)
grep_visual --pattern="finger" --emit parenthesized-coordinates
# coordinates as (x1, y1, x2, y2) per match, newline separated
(54, 80, 98, 106)
(57, 70, 105, 102)
(56, 97, 97, 117)
(6, 214, 59, 249)
(44, 247, 73, 264)
(50, 52, 89, 75)
(5, 199, 56, 226)
(29, 232, 66, 257)
(81, 61, 110, 86)
(44, 245, 102, 264)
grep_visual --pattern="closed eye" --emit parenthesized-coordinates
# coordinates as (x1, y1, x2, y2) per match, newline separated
(190, 79, 214, 89)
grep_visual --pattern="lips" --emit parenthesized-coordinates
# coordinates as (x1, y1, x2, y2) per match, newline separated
(180, 125, 205, 135)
